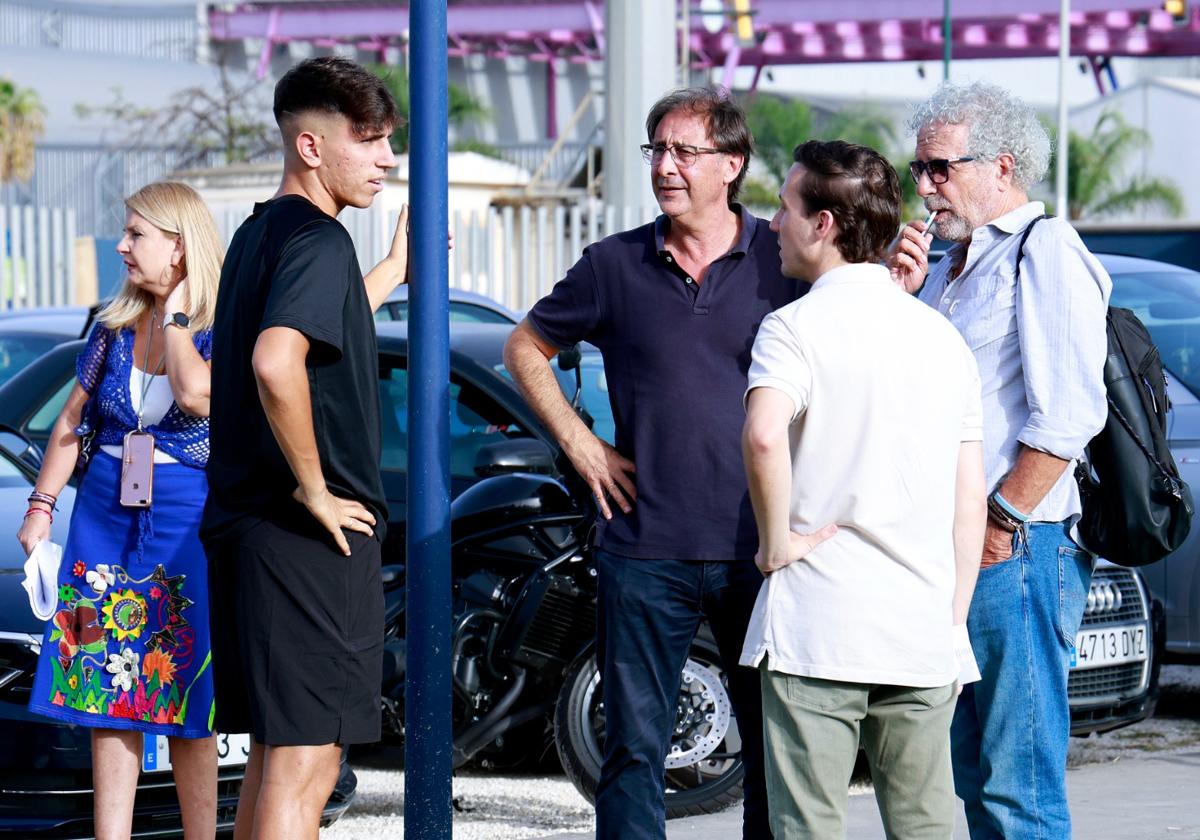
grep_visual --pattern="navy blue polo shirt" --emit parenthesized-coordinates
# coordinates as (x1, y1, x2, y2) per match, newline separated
(527, 204, 804, 561)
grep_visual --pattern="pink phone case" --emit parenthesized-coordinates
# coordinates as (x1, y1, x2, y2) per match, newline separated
(120, 431, 155, 507)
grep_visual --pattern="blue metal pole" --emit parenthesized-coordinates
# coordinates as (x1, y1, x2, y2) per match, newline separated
(943, 0, 952, 81)
(405, 1, 452, 837)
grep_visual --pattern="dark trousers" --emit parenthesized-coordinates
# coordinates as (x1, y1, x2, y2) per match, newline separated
(594, 549, 771, 840)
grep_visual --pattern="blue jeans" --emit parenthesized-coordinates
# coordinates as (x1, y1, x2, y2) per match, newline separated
(951, 520, 1093, 839)
(594, 550, 770, 840)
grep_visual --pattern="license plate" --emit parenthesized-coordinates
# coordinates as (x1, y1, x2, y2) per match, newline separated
(1072, 623, 1148, 671)
(142, 732, 252, 773)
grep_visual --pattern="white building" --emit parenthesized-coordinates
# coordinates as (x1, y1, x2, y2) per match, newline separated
(1070, 76, 1200, 222)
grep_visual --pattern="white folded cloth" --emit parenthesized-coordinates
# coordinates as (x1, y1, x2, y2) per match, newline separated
(953, 623, 982, 686)
(22, 540, 63, 621)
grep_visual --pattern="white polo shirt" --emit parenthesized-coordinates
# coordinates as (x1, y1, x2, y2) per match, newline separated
(739, 263, 983, 687)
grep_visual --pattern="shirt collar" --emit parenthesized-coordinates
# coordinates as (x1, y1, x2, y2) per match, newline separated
(986, 200, 1047, 235)
(810, 262, 892, 292)
(655, 203, 756, 257)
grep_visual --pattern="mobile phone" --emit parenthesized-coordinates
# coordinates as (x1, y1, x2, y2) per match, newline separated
(120, 430, 155, 508)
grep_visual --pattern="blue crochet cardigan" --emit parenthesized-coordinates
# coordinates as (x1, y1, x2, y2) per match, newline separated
(74, 323, 213, 468)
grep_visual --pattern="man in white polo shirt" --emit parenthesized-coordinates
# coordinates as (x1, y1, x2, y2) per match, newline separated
(740, 139, 987, 838)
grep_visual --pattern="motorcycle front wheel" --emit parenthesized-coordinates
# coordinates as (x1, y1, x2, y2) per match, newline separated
(553, 634, 745, 819)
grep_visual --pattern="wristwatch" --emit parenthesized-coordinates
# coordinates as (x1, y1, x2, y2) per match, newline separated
(164, 312, 190, 330)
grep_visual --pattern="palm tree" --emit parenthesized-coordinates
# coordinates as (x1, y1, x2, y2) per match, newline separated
(370, 63, 490, 156)
(1053, 110, 1184, 220)
(0, 77, 46, 183)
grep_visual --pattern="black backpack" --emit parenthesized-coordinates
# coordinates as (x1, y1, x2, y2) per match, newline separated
(1016, 216, 1193, 567)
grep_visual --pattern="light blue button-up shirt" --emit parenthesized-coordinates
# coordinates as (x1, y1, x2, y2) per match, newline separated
(918, 201, 1112, 524)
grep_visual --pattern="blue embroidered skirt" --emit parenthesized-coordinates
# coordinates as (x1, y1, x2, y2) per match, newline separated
(28, 451, 214, 738)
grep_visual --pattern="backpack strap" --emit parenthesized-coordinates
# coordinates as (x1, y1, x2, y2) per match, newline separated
(1011, 213, 1103, 478)
(1018, 217, 1180, 494)
(1013, 213, 1052, 277)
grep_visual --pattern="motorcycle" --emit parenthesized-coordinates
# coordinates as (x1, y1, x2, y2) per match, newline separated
(378, 351, 746, 818)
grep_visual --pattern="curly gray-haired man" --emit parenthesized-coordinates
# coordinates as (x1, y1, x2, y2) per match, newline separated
(890, 81, 1111, 839)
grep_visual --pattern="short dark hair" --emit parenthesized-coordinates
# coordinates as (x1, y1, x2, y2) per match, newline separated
(273, 57, 401, 138)
(791, 140, 900, 264)
(645, 87, 753, 205)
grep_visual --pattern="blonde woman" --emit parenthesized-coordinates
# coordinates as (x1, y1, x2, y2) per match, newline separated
(18, 181, 223, 839)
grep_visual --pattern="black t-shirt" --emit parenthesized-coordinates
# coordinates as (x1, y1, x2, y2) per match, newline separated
(201, 194, 386, 545)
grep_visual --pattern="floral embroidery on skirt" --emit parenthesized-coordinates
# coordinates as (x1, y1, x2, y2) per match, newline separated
(29, 452, 214, 738)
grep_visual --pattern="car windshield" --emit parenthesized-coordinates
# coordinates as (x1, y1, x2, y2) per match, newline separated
(0, 334, 63, 387)
(1109, 270, 1200, 398)
(378, 363, 534, 480)
(492, 350, 616, 445)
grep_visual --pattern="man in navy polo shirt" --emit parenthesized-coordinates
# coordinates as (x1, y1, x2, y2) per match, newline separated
(504, 87, 800, 840)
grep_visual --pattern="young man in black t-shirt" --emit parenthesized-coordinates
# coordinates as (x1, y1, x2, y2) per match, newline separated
(201, 57, 408, 838)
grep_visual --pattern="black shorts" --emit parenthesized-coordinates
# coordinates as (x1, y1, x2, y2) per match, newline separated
(208, 517, 384, 746)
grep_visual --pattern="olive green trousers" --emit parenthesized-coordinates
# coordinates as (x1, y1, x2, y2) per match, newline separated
(760, 663, 957, 839)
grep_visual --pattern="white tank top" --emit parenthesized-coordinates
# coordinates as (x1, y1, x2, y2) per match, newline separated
(99, 367, 180, 464)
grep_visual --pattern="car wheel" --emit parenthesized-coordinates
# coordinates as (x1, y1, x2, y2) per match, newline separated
(554, 636, 745, 819)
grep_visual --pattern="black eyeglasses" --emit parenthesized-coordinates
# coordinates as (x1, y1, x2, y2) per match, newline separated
(640, 143, 725, 167)
(908, 157, 977, 185)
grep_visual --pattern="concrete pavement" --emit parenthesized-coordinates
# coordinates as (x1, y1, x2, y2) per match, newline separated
(540, 750, 1200, 839)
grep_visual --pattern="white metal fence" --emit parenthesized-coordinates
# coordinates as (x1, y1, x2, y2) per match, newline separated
(0, 203, 79, 309)
(2, 196, 660, 315)
(434, 201, 660, 313)
(212, 198, 660, 314)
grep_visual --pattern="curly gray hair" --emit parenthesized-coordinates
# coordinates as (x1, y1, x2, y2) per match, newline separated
(906, 81, 1051, 192)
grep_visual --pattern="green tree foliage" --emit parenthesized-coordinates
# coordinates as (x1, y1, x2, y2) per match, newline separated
(742, 95, 923, 219)
(369, 63, 490, 155)
(821, 105, 922, 218)
(745, 95, 813, 186)
(1050, 110, 1184, 220)
(0, 77, 46, 183)
(74, 60, 278, 168)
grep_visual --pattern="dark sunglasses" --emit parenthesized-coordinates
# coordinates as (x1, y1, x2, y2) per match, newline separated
(908, 157, 977, 185)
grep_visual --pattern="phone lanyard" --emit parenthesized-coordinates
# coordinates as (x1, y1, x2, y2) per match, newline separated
(136, 312, 166, 432)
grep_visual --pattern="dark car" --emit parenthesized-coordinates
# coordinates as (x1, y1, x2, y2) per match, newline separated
(0, 320, 1160, 747)
(1069, 559, 1161, 735)
(0, 324, 578, 527)
(919, 248, 1200, 733)
(0, 289, 516, 438)
(1102, 254, 1200, 658)
(0, 421, 355, 836)
(0, 306, 89, 388)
